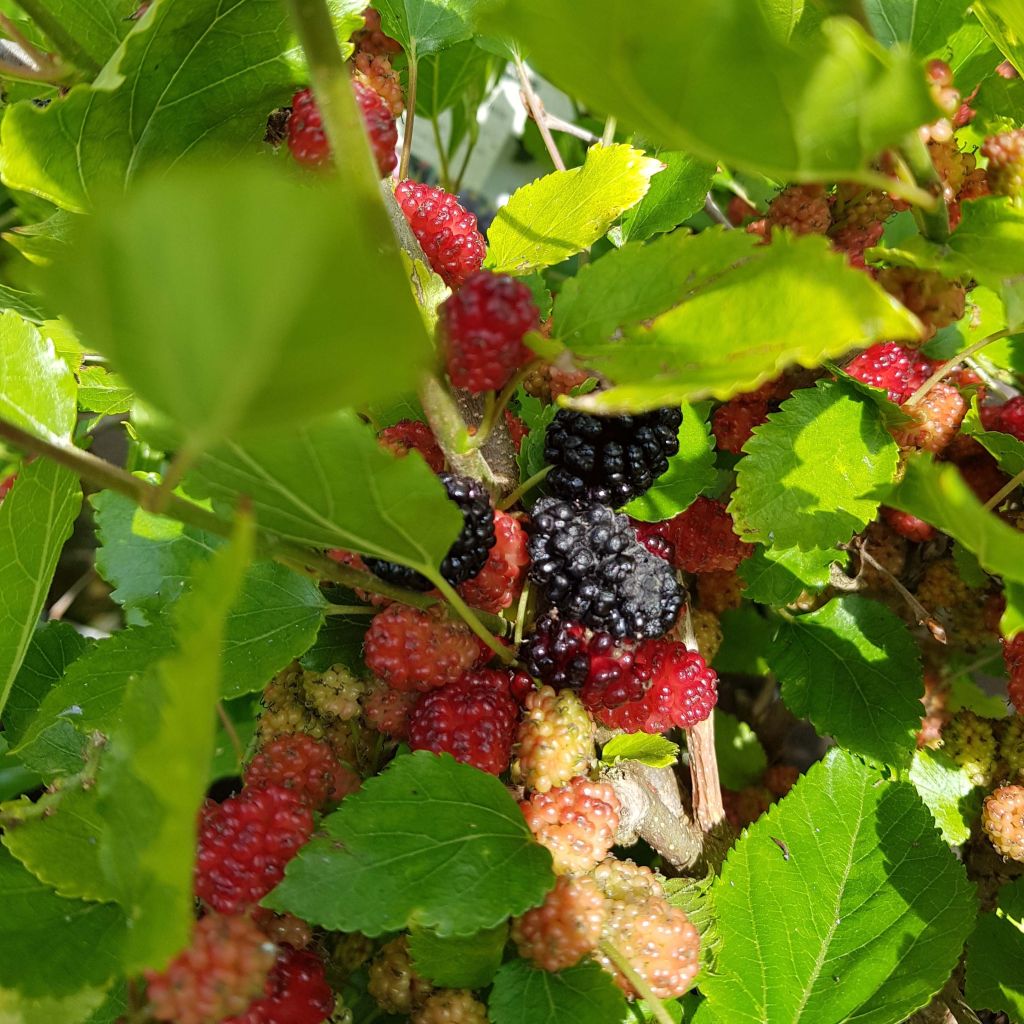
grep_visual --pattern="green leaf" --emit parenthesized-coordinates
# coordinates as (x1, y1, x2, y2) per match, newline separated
(488, 960, 628, 1024)
(189, 411, 463, 577)
(1, 622, 89, 750)
(974, 0, 1024, 74)
(0, 461, 82, 721)
(553, 229, 757, 353)
(714, 711, 768, 790)
(299, 614, 368, 673)
(772, 596, 922, 769)
(622, 404, 715, 521)
(480, 0, 936, 183)
(564, 236, 921, 412)
(965, 875, 1024, 1020)
(486, 145, 661, 275)
(738, 544, 836, 606)
(47, 164, 431, 447)
(264, 752, 555, 935)
(731, 380, 899, 551)
(0, 847, 126, 997)
(91, 490, 325, 698)
(872, 199, 1024, 297)
(97, 517, 252, 972)
(376, 0, 472, 54)
(863, 0, 969, 54)
(75, 368, 132, 417)
(961, 395, 1024, 476)
(416, 39, 497, 116)
(700, 749, 976, 1024)
(885, 455, 1024, 586)
(713, 607, 773, 677)
(0, 285, 50, 324)
(408, 922, 509, 988)
(2, 211, 76, 267)
(601, 733, 680, 769)
(21, 0, 137, 69)
(1, 786, 109, 902)
(909, 747, 981, 846)
(0, 986, 109, 1024)
(14, 626, 177, 761)
(618, 152, 717, 243)
(0, 0, 293, 212)
(0, 312, 77, 442)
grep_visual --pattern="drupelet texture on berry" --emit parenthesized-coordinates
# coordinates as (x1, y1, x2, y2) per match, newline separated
(939, 710, 998, 787)
(457, 509, 529, 613)
(512, 874, 607, 972)
(543, 407, 682, 507)
(892, 382, 966, 454)
(981, 129, 1024, 198)
(981, 396, 1024, 443)
(408, 669, 519, 774)
(877, 268, 966, 340)
(367, 937, 433, 1015)
(845, 342, 939, 404)
(145, 914, 275, 1024)
(394, 181, 486, 288)
(528, 498, 683, 640)
(362, 677, 419, 739)
(982, 785, 1024, 861)
(440, 271, 538, 393)
(411, 990, 489, 1024)
(1005, 634, 1024, 714)
(765, 184, 831, 236)
(286, 84, 397, 177)
(195, 785, 314, 915)
(511, 685, 596, 793)
(661, 497, 752, 574)
(365, 473, 495, 590)
(227, 947, 335, 1024)
(244, 732, 355, 809)
(595, 641, 718, 733)
(520, 776, 620, 874)
(364, 604, 480, 692)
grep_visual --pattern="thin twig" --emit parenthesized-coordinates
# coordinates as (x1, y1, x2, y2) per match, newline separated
(48, 567, 95, 621)
(704, 193, 732, 228)
(542, 112, 599, 145)
(216, 701, 245, 765)
(686, 713, 726, 833)
(906, 329, 1011, 408)
(398, 45, 418, 180)
(497, 465, 551, 510)
(857, 543, 947, 643)
(598, 941, 677, 1024)
(600, 114, 616, 147)
(984, 466, 1024, 511)
(513, 55, 566, 172)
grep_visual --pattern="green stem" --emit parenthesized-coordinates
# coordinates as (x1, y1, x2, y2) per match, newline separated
(418, 373, 498, 487)
(283, 0, 386, 206)
(497, 465, 551, 510)
(216, 701, 244, 765)
(597, 941, 677, 1024)
(399, 43, 418, 180)
(905, 328, 1011, 408)
(11, 0, 100, 75)
(431, 115, 452, 191)
(429, 573, 514, 662)
(325, 603, 379, 615)
(464, 362, 538, 452)
(601, 114, 616, 146)
(898, 135, 950, 243)
(453, 135, 476, 193)
(0, 416, 436, 610)
(984, 466, 1024, 512)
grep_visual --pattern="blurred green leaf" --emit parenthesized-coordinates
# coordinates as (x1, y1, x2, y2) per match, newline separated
(97, 517, 252, 972)
(731, 381, 899, 551)
(771, 596, 923, 769)
(486, 145, 661, 275)
(0, 985, 109, 1024)
(75, 368, 132, 417)
(0, 0, 294, 212)
(974, 0, 1024, 73)
(961, 395, 1024, 475)
(863, 0, 970, 54)
(47, 163, 431, 446)
(714, 711, 767, 790)
(416, 39, 497, 116)
(481, 0, 937, 183)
